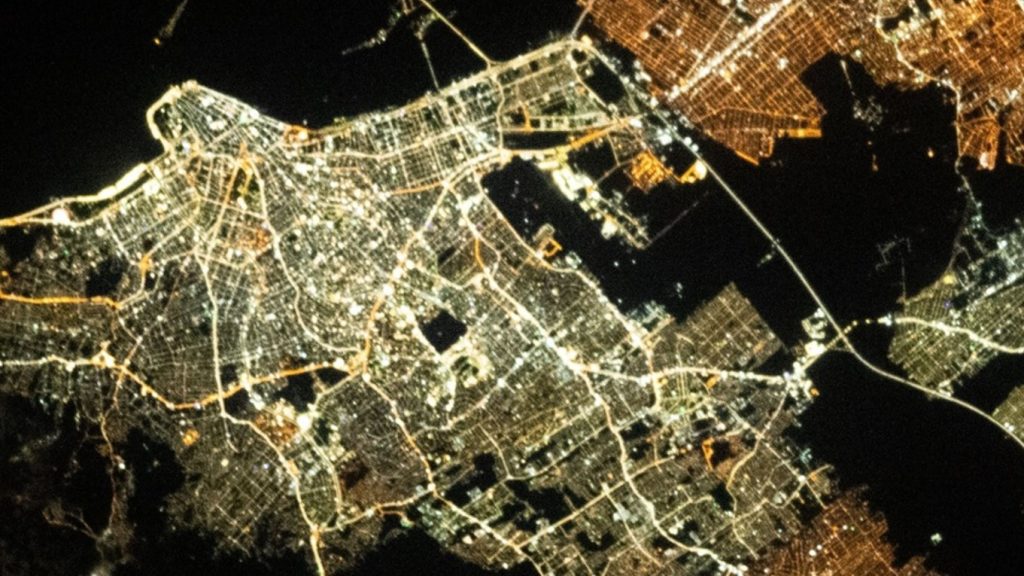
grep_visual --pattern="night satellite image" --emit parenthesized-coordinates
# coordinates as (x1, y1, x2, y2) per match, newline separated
(2, 1, 1024, 575)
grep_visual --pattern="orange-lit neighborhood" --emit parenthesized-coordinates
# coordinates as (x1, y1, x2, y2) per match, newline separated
(583, 0, 1024, 168)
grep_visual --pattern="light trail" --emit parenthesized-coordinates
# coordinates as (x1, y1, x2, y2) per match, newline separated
(417, 0, 495, 67)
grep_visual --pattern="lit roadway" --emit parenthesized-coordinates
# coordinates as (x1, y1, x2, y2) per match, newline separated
(593, 44, 1024, 452)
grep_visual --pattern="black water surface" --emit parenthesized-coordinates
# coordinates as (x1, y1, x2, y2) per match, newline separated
(698, 55, 966, 324)
(442, 0, 579, 61)
(734, 256, 817, 347)
(483, 157, 770, 318)
(2, 1, 584, 219)
(796, 352, 1024, 575)
(683, 53, 1024, 575)
(1, 0, 429, 217)
(962, 156, 1024, 232)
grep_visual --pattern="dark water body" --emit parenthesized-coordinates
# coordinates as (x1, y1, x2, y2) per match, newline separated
(423, 0, 580, 87)
(734, 256, 818, 347)
(1, 0, 582, 219)
(444, 0, 579, 61)
(796, 350, 1024, 575)
(2, 0, 417, 217)
(660, 51, 1024, 574)
(962, 157, 1024, 233)
(711, 56, 1024, 576)
(694, 54, 967, 325)
(483, 157, 774, 321)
